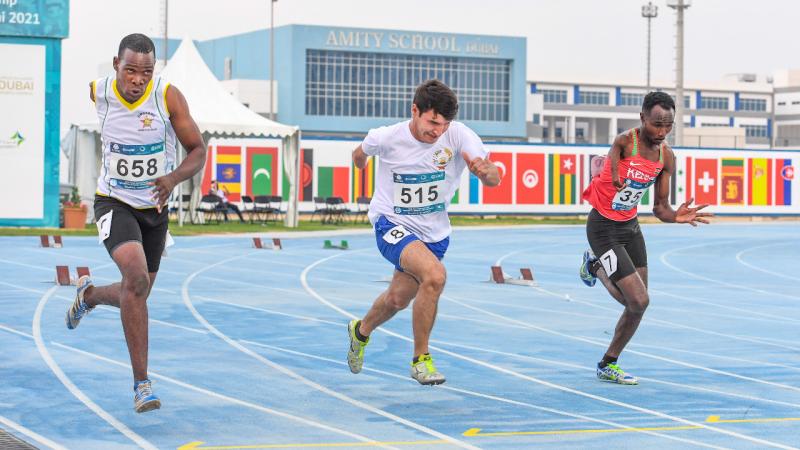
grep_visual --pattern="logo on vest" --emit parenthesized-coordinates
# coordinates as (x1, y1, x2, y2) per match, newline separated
(432, 147, 453, 170)
(138, 112, 157, 131)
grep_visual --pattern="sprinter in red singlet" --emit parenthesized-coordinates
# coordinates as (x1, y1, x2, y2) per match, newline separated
(579, 91, 712, 385)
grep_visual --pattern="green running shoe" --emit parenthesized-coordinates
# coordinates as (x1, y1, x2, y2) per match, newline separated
(410, 354, 446, 385)
(347, 319, 369, 373)
(597, 362, 638, 385)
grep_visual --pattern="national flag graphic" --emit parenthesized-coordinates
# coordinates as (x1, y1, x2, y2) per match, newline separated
(693, 158, 718, 205)
(451, 189, 459, 204)
(483, 152, 513, 204)
(215, 146, 242, 201)
(318, 166, 350, 199)
(247, 147, 278, 197)
(721, 158, 744, 205)
(548, 153, 577, 205)
(748, 158, 772, 206)
(516, 153, 545, 204)
(469, 173, 480, 204)
(284, 148, 314, 201)
(774, 159, 794, 206)
(351, 157, 375, 202)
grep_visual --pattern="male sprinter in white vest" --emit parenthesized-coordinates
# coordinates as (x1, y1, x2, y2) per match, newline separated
(65, 34, 206, 413)
(347, 80, 500, 385)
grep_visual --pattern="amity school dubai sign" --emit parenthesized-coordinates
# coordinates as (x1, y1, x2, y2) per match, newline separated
(324, 29, 502, 56)
(0, 0, 69, 38)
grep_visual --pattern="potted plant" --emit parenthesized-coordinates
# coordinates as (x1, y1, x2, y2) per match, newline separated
(62, 186, 87, 229)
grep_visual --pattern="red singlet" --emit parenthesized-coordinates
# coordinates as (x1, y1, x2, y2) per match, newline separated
(583, 129, 665, 221)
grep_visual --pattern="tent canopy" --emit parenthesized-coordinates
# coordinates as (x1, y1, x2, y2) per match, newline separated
(66, 38, 301, 226)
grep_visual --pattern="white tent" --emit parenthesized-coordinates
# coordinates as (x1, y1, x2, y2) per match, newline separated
(63, 38, 302, 227)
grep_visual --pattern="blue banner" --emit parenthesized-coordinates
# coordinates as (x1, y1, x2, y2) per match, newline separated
(0, 0, 69, 39)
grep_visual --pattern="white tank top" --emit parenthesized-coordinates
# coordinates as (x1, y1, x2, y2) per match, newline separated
(93, 76, 177, 208)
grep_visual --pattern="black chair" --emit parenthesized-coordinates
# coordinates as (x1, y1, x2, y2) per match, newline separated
(311, 196, 329, 222)
(252, 195, 275, 223)
(354, 196, 371, 223)
(197, 194, 226, 224)
(240, 195, 255, 223)
(265, 195, 283, 222)
(324, 196, 350, 224)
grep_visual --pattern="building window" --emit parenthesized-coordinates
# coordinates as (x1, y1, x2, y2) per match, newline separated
(778, 101, 786, 106)
(739, 98, 767, 112)
(619, 93, 644, 106)
(741, 124, 768, 138)
(305, 49, 511, 121)
(700, 96, 729, 110)
(579, 90, 609, 105)
(540, 89, 567, 104)
(666, 94, 691, 108)
(532, 114, 540, 125)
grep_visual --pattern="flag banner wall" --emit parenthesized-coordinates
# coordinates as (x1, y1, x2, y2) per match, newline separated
(204, 138, 800, 215)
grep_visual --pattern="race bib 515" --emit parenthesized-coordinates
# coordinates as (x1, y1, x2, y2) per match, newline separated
(392, 171, 446, 215)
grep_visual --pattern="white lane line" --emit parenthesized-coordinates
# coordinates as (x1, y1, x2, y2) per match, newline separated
(444, 295, 800, 395)
(300, 252, 797, 450)
(32, 285, 158, 450)
(650, 288, 800, 326)
(659, 242, 800, 301)
(513, 285, 800, 353)
(50, 343, 397, 444)
(182, 251, 474, 450)
(430, 338, 800, 410)
(735, 243, 800, 282)
(0, 414, 68, 450)
(0, 321, 408, 445)
(240, 340, 725, 450)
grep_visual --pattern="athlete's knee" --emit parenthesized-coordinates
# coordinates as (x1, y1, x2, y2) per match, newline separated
(385, 291, 412, 311)
(122, 271, 151, 298)
(421, 267, 446, 294)
(627, 294, 649, 314)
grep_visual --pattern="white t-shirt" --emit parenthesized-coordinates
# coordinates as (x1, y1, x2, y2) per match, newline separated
(363, 120, 487, 242)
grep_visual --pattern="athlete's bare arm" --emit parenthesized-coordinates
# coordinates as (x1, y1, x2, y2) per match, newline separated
(608, 133, 630, 191)
(88, 81, 95, 102)
(353, 145, 369, 169)
(150, 85, 206, 209)
(652, 146, 713, 225)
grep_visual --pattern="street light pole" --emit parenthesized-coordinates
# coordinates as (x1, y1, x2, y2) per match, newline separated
(641, 2, 658, 90)
(269, 0, 277, 121)
(668, 0, 691, 147)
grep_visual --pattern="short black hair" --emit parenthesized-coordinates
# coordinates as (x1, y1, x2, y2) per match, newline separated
(413, 80, 459, 121)
(118, 33, 156, 59)
(642, 91, 675, 114)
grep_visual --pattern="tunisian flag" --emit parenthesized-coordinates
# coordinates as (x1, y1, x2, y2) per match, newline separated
(516, 153, 546, 204)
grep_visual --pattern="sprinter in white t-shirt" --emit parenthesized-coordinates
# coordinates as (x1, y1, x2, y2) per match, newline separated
(347, 80, 500, 385)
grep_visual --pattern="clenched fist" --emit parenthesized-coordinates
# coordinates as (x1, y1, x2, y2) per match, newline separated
(462, 152, 500, 187)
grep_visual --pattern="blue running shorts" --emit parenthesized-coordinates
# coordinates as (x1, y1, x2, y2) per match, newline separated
(374, 216, 449, 271)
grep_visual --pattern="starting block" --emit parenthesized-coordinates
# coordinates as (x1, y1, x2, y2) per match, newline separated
(253, 237, 282, 250)
(323, 239, 349, 250)
(40, 235, 63, 248)
(55, 266, 91, 286)
(489, 265, 537, 286)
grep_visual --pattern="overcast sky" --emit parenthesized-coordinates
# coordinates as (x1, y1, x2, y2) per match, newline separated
(61, 0, 799, 135)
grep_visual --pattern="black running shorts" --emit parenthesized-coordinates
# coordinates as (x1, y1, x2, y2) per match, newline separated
(94, 195, 169, 273)
(585, 208, 647, 282)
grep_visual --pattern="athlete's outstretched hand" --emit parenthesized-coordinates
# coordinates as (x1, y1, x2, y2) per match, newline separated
(675, 197, 713, 226)
(149, 174, 178, 213)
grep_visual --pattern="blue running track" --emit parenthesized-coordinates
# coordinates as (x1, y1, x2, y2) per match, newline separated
(1, 222, 799, 449)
